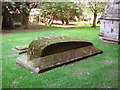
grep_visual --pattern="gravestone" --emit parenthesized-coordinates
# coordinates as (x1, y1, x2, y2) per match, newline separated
(99, 0, 120, 45)
(12, 36, 103, 73)
(11, 44, 28, 55)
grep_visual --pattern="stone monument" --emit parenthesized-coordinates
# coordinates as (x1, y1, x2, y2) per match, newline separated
(99, 0, 120, 45)
(11, 36, 103, 73)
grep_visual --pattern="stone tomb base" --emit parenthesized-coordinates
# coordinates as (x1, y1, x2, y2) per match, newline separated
(99, 20, 120, 45)
(102, 38, 120, 45)
(12, 36, 103, 73)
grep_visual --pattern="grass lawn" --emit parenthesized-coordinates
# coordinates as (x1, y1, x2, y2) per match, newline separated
(1, 22, 118, 88)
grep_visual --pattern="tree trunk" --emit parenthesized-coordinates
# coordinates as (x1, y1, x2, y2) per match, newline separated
(9, 18, 15, 29)
(65, 19, 69, 25)
(37, 16, 39, 23)
(48, 19, 52, 24)
(92, 12, 97, 28)
(2, 16, 15, 29)
(52, 17, 54, 24)
(0, 16, 2, 30)
(2, 16, 8, 28)
(23, 14, 29, 29)
(92, 3, 97, 28)
(61, 19, 64, 24)
(52, 20, 53, 24)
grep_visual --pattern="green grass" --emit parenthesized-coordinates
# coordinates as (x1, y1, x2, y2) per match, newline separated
(2, 22, 118, 88)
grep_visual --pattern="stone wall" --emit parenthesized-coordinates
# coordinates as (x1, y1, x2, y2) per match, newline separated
(100, 20, 120, 41)
(99, 0, 120, 44)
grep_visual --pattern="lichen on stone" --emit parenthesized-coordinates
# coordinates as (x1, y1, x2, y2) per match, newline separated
(27, 36, 93, 61)
(15, 44, 29, 50)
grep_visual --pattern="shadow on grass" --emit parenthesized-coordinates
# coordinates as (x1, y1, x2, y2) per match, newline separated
(52, 23, 75, 25)
(1, 23, 100, 34)
(50, 25, 100, 29)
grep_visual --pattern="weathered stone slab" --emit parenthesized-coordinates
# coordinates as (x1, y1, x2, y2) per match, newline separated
(11, 44, 29, 55)
(17, 45, 102, 73)
(15, 36, 103, 73)
(27, 36, 92, 60)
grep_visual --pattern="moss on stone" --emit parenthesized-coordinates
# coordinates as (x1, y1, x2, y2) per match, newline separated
(15, 44, 29, 50)
(16, 36, 103, 73)
(27, 36, 93, 61)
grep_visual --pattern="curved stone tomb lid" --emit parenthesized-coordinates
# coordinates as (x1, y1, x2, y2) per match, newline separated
(27, 36, 93, 60)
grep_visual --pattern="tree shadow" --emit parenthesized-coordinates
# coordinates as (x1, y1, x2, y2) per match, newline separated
(50, 25, 100, 29)
(52, 23, 76, 26)
(1, 23, 100, 34)
(1, 24, 46, 34)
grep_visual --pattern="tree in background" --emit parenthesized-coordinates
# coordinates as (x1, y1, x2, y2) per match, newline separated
(2, 2, 104, 28)
(88, 2, 105, 28)
(2, 2, 17, 29)
(20, 2, 39, 29)
(2, 2, 39, 29)
(39, 2, 83, 25)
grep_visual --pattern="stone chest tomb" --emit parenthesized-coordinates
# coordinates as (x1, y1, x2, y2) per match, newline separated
(12, 36, 103, 73)
(99, 0, 120, 44)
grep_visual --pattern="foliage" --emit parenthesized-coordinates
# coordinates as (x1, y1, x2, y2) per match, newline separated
(88, 2, 105, 27)
(88, 2, 105, 14)
(2, 2, 39, 29)
(2, 2, 18, 28)
(39, 2, 83, 25)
